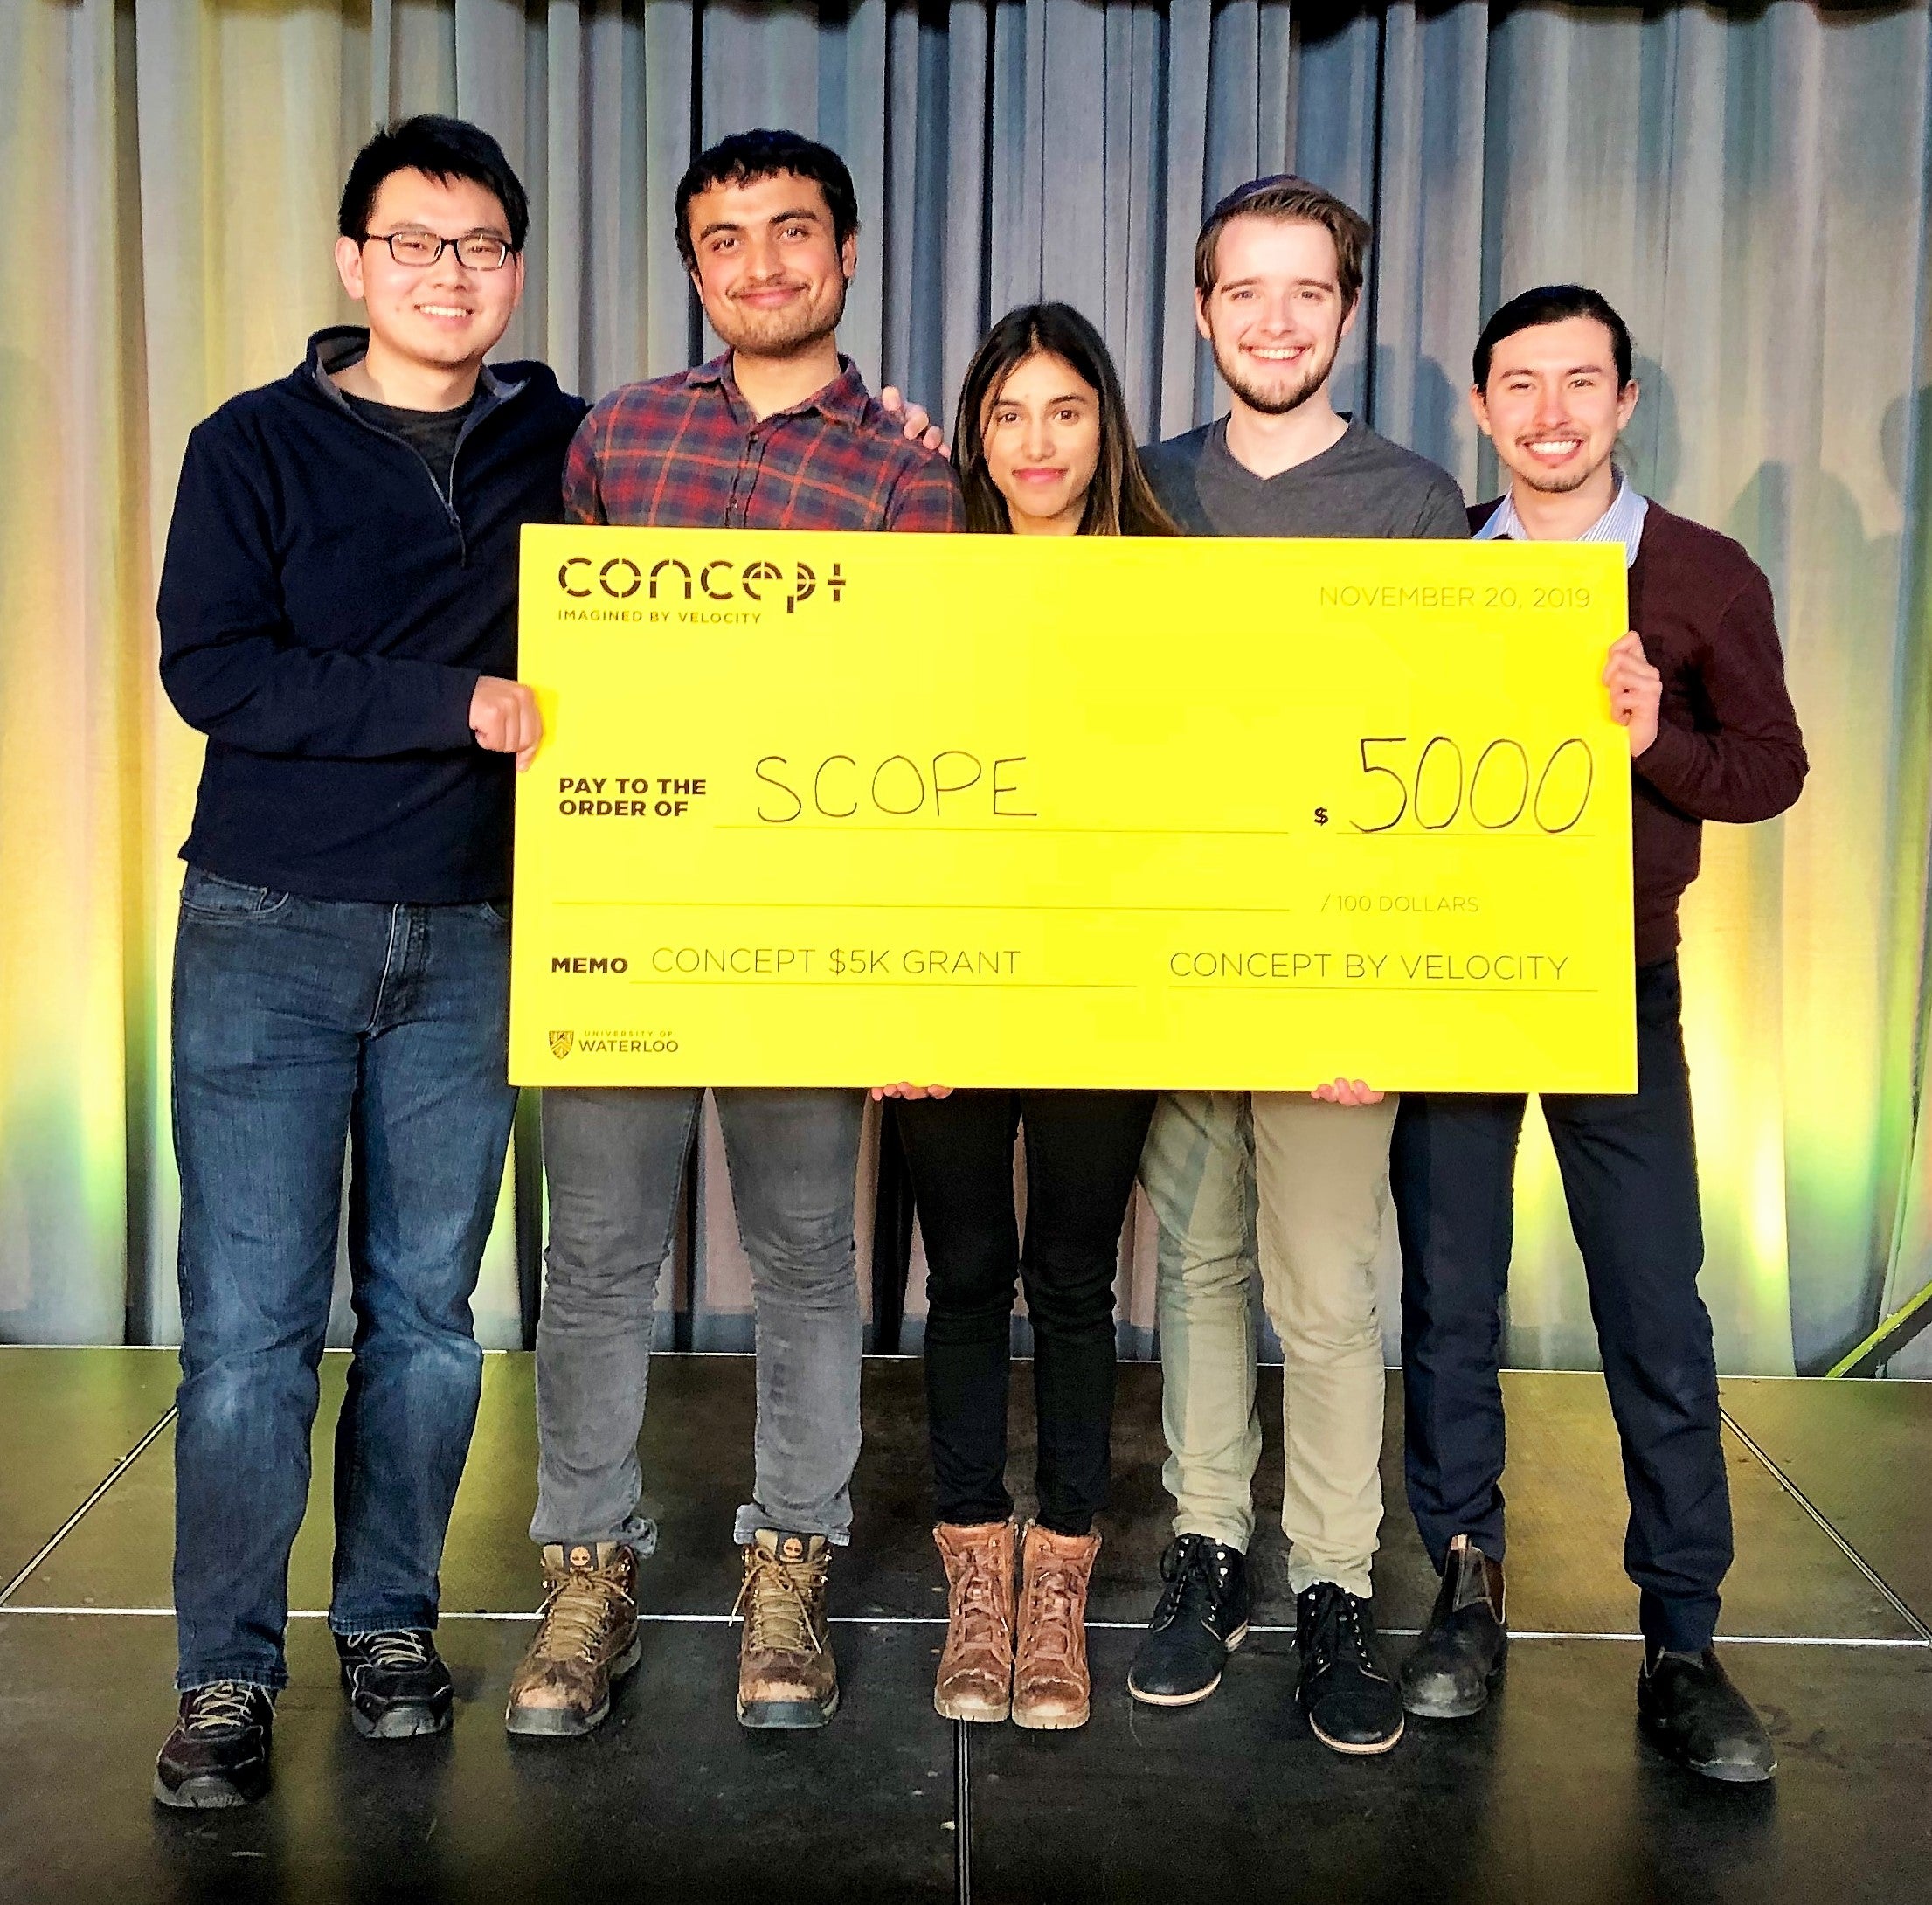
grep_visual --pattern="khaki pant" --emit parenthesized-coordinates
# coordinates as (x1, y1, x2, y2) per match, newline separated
(1138, 1089, 1396, 1597)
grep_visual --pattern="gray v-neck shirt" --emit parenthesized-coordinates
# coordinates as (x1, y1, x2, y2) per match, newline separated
(1140, 414, 1467, 541)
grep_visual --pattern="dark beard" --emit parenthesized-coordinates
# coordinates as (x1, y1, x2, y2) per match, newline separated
(1211, 335, 1336, 417)
(710, 276, 848, 357)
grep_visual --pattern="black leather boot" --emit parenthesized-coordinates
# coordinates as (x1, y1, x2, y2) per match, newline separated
(1295, 1582, 1403, 1755)
(1126, 1534, 1250, 1707)
(1401, 1534, 1507, 1719)
(1638, 1645, 1776, 1783)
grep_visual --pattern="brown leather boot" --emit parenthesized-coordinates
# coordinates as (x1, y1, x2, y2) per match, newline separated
(504, 1541, 640, 1737)
(735, 1529, 839, 1729)
(932, 1520, 1016, 1722)
(1013, 1522, 1100, 1731)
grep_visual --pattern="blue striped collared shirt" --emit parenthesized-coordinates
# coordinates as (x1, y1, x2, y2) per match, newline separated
(1472, 470, 1648, 567)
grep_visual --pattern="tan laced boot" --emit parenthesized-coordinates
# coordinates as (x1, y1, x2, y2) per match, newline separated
(735, 1529, 839, 1729)
(1013, 1522, 1100, 1730)
(932, 1521, 1016, 1722)
(504, 1541, 640, 1737)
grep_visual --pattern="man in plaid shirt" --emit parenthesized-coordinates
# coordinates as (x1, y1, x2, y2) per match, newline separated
(506, 128, 961, 1741)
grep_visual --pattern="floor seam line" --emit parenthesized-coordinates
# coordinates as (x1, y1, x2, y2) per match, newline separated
(1720, 1404, 1932, 1643)
(1, 1607, 1925, 1648)
(953, 1716, 971, 1905)
(0, 1407, 178, 1609)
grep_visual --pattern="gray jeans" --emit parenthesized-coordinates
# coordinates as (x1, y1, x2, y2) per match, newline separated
(531, 1086, 865, 1552)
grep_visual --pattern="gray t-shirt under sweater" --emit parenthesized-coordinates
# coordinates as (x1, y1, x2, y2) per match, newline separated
(1140, 414, 1467, 540)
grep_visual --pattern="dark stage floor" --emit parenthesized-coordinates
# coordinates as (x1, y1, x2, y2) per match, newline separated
(2, 1350, 1929, 1903)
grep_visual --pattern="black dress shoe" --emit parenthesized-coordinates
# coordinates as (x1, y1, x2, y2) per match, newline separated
(1402, 1534, 1507, 1719)
(1127, 1534, 1251, 1707)
(1638, 1645, 1776, 1784)
(1295, 1582, 1403, 1755)
(154, 1681, 274, 1808)
(336, 1630, 454, 1739)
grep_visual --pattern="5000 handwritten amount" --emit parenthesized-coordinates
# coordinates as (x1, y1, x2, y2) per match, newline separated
(1347, 736, 1595, 835)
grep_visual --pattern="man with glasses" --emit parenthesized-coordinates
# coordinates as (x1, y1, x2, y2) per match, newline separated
(153, 115, 585, 1807)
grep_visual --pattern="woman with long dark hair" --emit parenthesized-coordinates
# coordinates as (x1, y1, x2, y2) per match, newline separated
(878, 303, 1174, 1731)
(950, 303, 1175, 537)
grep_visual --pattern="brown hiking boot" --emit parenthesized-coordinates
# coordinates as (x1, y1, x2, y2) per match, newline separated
(933, 1520, 1016, 1722)
(1013, 1522, 1100, 1731)
(735, 1528, 839, 1729)
(504, 1541, 641, 1738)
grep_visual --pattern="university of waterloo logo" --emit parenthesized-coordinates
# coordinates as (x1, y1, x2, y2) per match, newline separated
(557, 552, 846, 614)
(549, 1029, 574, 1059)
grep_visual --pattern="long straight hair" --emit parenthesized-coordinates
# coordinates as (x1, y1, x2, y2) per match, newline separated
(951, 303, 1177, 537)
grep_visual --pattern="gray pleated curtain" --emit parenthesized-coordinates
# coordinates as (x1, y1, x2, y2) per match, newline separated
(5, 1, 1931, 1379)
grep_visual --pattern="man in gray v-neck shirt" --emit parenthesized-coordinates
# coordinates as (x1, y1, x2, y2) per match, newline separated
(1143, 408, 1466, 541)
(1125, 175, 1465, 1758)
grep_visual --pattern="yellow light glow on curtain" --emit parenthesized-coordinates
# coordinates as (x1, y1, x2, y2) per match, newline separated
(3, 0, 1928, 1375)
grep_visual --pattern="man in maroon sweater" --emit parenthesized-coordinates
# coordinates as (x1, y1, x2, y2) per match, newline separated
(1389, 286, 1807, 1783)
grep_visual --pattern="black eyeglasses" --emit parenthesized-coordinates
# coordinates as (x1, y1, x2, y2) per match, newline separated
(362, 228, 516, 270)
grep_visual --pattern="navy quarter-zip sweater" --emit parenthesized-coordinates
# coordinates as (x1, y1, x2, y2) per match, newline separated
(159, 328, 588, 903)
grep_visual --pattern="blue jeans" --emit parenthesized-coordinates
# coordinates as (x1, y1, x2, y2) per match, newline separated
(170, 867, 517, 1691)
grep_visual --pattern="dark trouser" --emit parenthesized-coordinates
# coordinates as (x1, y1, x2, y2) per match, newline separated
(897, 1089, 1154, 1537)
(1390, 959, 1730, 1654)
(170, 868, 516, 1691)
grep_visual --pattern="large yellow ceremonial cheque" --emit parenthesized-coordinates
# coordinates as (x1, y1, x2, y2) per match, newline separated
(509, 528, 1633, 1092)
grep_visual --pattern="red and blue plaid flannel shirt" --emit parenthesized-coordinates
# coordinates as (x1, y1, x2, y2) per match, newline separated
(564, 353, 963, 532)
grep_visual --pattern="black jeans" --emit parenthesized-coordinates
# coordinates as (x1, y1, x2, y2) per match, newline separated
(1390, 959, 1731, 1653)
(897, 1090, 1155, 1536)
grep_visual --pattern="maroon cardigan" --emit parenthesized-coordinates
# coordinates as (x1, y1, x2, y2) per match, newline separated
(1472, 497, 1809, 967)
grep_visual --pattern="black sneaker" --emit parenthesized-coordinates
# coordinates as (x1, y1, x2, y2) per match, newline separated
(1638, 1645, 1776, 1784)
(1127, 1534, 1250, 1707)
(153, 1681, 274, 1808)
(335, 1629, 454, 1739)
(1294, 1582, 1403, 1756)
(1402, 1534, 1507, 1719)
